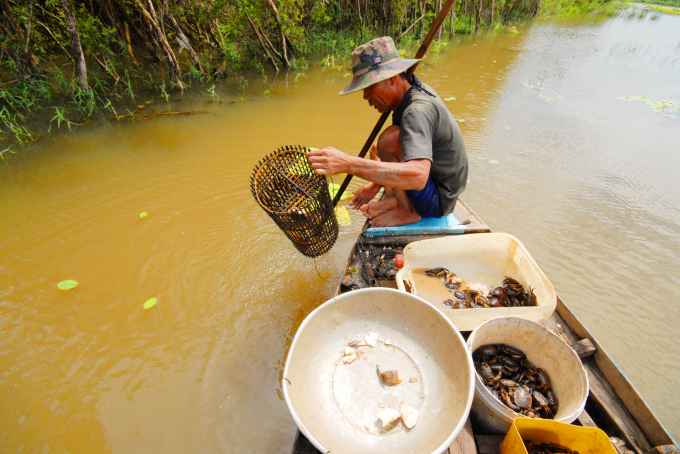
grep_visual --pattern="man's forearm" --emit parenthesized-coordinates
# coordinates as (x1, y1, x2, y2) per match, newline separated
(347, 156, 429, 190)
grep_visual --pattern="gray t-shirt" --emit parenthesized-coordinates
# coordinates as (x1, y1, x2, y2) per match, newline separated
(393, 77, 468, 217)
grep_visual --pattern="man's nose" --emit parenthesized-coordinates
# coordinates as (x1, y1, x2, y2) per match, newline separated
(363, 89, 370, 100)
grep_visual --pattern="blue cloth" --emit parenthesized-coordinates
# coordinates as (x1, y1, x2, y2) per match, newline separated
(407, 176, 440, 218)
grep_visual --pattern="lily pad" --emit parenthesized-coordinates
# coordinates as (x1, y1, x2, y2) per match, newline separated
(140, 212, 148, 218)
(443, 96, 456, 101)
(489, 160, 500, 164)
(143, 297, 158, 309)
(57, 280, 79, 290)
(456, 119, 466, 123)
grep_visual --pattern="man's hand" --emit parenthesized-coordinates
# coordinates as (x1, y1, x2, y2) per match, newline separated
(307, 147, 353, 175)
(350, 182, 381, 210)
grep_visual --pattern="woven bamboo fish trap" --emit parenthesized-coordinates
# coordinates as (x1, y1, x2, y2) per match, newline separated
(250, 145, 339, 258)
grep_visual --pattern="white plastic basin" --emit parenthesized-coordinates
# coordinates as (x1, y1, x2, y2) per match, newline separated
(283, 288, 474, 454)
(396, 233, 557, 331)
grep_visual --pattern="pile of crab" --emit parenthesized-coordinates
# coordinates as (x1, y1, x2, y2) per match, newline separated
(472, 343, 559, 419)
(425, 268, 538, 309)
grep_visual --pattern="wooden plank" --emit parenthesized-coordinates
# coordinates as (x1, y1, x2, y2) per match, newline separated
(449, 417, 478, 454)
(645, 446, 680, 454)
(571, 338, 597, 359)
(586, 359, 652, 454)
(542, 309, 652, 454)
(455, 198, 486, 226)
(578, 409, 599, 428)
(555, 298, 676, 448)
(475, 435, 504, 454)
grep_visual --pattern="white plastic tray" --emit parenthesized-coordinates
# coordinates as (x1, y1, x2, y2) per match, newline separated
(395, 233, 556, 331)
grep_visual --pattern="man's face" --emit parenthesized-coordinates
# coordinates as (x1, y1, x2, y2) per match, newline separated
(363, 78, 394, 113)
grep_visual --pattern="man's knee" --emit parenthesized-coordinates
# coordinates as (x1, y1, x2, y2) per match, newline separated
(377, 125, 401, 162)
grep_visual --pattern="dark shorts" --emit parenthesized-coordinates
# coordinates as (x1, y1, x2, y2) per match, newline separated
(406, 176, 440, 218)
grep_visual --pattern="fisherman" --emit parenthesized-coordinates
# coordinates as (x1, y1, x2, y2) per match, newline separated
(307, 36, 468, 227)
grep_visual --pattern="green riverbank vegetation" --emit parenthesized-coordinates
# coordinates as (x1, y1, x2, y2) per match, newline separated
(1, 0, 614, 154)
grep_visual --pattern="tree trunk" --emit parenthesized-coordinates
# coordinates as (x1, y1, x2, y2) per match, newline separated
(0, 0, 41, 74)
(257, 23, 283, 61)
(206, 20, 223, 51)
(244, 11, 278, 72)
(265, 0, 290, 68)
(504, 0, 517, 22)
(35, 19, 72, 60)
(122, 19, 139, 64)
(136, 0, 184, 90)
(449, 0, 457, 37)
(160, 0, 202, 72)
(110, 0, 161, 62)
(475, 0, 482, 32)
(60, 0, 89, 91)
(437, 0, 443, 40)
(101, 0, 138, 64)
(491, 0, 495, 25)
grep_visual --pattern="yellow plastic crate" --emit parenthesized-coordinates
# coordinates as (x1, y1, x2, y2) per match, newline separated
(499, 418, 618, 454)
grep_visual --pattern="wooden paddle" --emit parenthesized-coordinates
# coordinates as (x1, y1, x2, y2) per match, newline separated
(331, 0, 458, 207)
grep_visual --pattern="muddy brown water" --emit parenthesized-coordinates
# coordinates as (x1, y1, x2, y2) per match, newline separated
(2, 7, 679, 452)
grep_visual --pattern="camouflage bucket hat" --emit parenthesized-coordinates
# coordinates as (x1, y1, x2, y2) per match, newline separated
(339, 36, 420, 95)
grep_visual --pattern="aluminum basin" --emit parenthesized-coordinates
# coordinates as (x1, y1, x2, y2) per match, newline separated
(283, 288, 474, 454)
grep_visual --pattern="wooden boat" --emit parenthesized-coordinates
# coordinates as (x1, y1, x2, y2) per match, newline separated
(291, 199, 678, 454)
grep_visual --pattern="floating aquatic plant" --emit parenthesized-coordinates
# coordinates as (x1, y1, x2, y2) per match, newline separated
(524, 81, 545, 90)
(143, 297, 158, 309)
(616, 96, 676, 114)
(140, 212, 148, 218)
(57, 280, 79, 290)
(444, 96, 457, 101)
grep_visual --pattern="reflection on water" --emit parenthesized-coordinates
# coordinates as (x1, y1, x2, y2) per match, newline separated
(1, 6, 679, 452)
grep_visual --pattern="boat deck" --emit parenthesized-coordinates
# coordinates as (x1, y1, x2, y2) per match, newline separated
(290, 200, 677, 454)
